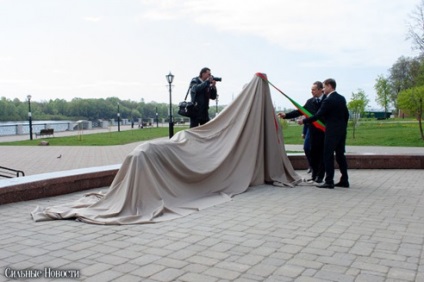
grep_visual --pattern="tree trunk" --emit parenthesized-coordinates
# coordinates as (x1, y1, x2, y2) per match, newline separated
(419, 99, 424, 140)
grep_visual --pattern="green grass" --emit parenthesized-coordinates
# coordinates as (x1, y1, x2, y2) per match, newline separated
(281, 120, 424, 147)
(0, 127, 188, 146)
(1, 120, 423, 147)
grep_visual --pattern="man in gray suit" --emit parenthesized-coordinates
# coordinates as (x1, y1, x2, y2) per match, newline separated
(298, 78, 349, 189)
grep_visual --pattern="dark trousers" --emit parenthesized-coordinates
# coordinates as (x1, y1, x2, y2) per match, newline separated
(190, 117, 209, 128)
(309, 131, 325, 181)
(303, 130, 312, 169)
(323, 133, 348, 184)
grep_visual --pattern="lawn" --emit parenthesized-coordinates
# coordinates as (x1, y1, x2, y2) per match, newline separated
(1, 119, 423, 147)
(0, 127, 187, 146)
(281, 119, 424, 147)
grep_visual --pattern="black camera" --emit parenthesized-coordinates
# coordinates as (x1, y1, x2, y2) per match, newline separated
(212, 76, 222, 82)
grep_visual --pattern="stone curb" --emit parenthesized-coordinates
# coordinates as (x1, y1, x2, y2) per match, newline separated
(1, 154, 423, 205)
(0, 165, 119, 205)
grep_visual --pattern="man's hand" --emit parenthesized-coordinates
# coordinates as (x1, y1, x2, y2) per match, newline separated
(277, 112, 286, 118)
(297, 119, 304, 125)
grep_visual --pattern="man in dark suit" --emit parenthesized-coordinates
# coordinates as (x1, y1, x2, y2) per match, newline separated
(189, 67, 218, 128)
(298, 78, 349, 189)
(278, 81, 326, 183)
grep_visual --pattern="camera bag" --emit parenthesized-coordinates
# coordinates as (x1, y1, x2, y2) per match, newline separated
(178, 86, 197, 118)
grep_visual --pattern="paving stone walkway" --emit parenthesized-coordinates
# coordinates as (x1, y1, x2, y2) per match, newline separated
(1, 169, 423, 281)
(1, 128, 423, 281)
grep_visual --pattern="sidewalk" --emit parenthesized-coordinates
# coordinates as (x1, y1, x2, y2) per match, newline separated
(1, 126, 423, 177)
(0, 128, 424, 281)
(1, 170, 423, 281)
(0, 126, 161, 176)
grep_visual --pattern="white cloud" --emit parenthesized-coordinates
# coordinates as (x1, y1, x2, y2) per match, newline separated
(0, 79, 34, 84)
(0, 0, 420, 109)
(141, 0, 417, 66)
(75, 81, 143, 89)
(83, 16, 101, 22)
(0, 56, 13, 62)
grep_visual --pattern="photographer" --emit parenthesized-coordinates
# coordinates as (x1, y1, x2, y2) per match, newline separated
(189, 67, 218, 128)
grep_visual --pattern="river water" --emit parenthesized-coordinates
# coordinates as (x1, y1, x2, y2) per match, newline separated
(0, 121, 73, 136)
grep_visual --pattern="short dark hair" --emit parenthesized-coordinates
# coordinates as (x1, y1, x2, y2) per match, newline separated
(199, 67, 210, 77)
(313, 81, 323, 90)
(323, 78, 336, 89)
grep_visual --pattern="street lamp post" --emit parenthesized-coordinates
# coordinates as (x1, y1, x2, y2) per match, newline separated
(166, 72, 174, 138)
(27, 95, 33, 140)
(215, 94, 219, 116)
(155, 107, 159, 128)
(117, 102, 121, 132)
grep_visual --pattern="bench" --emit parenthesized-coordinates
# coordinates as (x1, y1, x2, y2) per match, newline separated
(35, 128, 54, 138)
(139, 122, 152, 128)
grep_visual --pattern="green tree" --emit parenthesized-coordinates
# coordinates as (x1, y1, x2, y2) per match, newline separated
(389, 56, 422, 114)
(0, 95, 223, 123)
(413, 58, 424, 87)
(374, 75, 393, 118)
(0, 97, 19, 121)
(397, 86, 424, 140)
(407, 0, 424, 52)
(347, 89, 369, 139)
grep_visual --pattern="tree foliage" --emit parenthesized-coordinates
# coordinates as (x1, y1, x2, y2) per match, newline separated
(0, 97, 225, 122)
(407, 0, 424, 52)
(374, 75, 393, 117)
(388, 56, 422, 113)
(397, 86, 424, 140)
(347, 89, 369, 139)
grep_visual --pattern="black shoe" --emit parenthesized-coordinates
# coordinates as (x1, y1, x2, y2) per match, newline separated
(316, 182, 334, 189)
(335, 181, 349, 188)
(315, 178, 323, 184)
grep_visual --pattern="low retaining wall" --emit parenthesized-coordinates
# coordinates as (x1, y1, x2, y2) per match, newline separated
(0, 165, 119, 205)
(0, 154, 423, 205)
(289, 154, 424, 170)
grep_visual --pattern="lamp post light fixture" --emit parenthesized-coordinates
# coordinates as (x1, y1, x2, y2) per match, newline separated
(27, 95, 33, 140)
(166, 72, 174, 138)
(117, 102, 121, 132)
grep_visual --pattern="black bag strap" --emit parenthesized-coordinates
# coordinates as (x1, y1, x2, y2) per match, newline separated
(184, 86, 191, 101)
(184, 84, 196, 102)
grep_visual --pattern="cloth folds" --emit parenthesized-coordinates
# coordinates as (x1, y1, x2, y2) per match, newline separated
(31, 73, 301, 224)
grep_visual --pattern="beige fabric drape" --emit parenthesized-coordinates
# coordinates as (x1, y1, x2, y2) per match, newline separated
(31, 73, 301, 224)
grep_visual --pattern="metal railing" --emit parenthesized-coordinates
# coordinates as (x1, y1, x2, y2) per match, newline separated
(0, 166, 25, 178)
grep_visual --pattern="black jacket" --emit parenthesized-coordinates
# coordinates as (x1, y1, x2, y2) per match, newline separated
(303, 92, 349, 137)
(285, 95, 326, 134)
(190, 77, 217, 120)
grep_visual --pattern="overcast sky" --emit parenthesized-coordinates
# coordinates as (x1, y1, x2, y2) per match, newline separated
(0, 0, 419, 110)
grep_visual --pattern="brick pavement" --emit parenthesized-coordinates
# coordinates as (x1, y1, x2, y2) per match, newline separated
(1, 128, 424, 281)
(1, 169, 423, 281)
(1, 126, 423, 176)
(0, 126, 162, 176)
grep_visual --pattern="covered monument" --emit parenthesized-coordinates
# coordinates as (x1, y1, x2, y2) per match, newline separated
(31, 73, 301, 224)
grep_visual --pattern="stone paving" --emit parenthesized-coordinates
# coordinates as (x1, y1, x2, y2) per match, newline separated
(1, 129, 424, 281)
(1, 126, 423, 176)
(1, 168, 423, 281)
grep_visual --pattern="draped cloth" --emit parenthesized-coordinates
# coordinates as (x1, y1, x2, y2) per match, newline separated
(31, 73, 301, 225)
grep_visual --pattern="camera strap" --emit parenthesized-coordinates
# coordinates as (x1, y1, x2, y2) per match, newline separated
(184, 86, 191, 101)
(184, 85, 196, 104)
